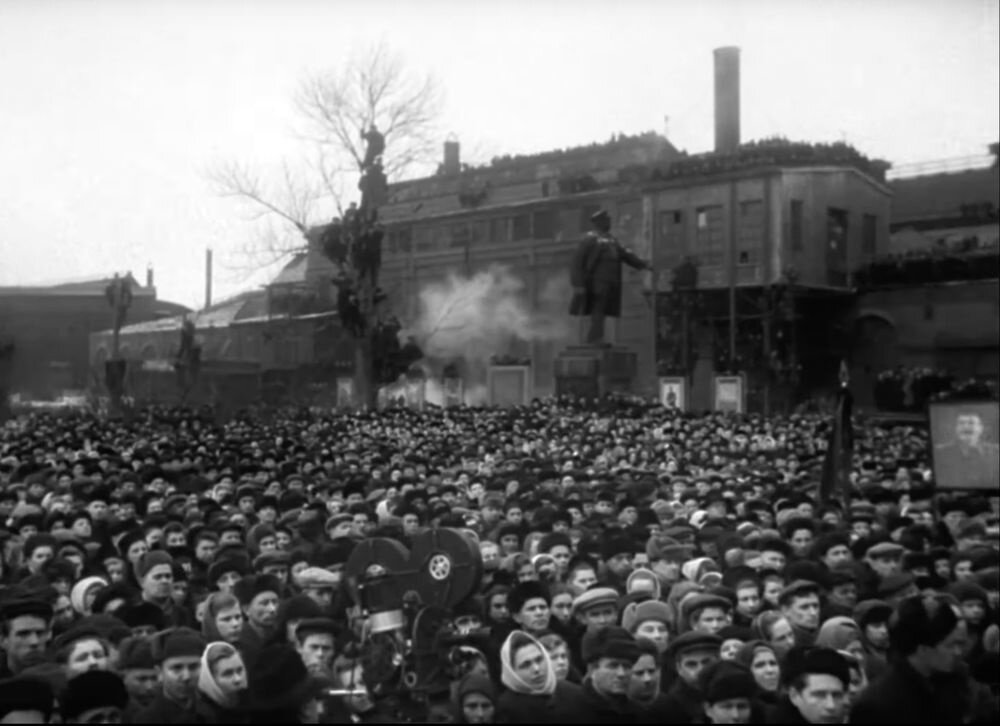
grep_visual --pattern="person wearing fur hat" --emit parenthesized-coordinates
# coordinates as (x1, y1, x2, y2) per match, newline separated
(243, 642, 328, 724)
(766, 645, 850, 724)
(507, 581, 551, 637)
(61, 670, 129, 724)
(621, 599, 671, 654)
(0, 674, 55, 723)
(117, 636, 159, 718)
(698, 660, 758, 724)
(560, 625, 642, 722)
(233, 574, 282, 665)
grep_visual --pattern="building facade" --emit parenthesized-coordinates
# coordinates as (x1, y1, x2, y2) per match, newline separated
(0, 271, 188, 398)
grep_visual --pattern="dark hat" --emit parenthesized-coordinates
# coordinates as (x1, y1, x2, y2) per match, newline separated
(233, 574, 282, 607)
(0, 676, 54, 721)
(778, 580, 822, 606)
(590, 209, 612, 227)
(117, 636, 156, 670)
(669, 631, 722, 660)
(865, 541, 905, 560)
(61, 671, 128, 720)
(852, 600, 893, 627)
(52, 626, 104, 654)
(294, 618, 338, 641)
(782, 646, 850, 688)
(877, 572, 915, 598)
(601, 533, 637, 561)
(507, 581, 550, 615)
(277, 594, 324, 624)
(580, 626, 641, 665)
(722, 566, 759, 591)
(0, 598, 53, 623)
(246, 643, 325, 711)
(116, 602, 167, 631)
(207, 557, 249, 585)
(135, 550, 173, 581)
(758, 535, 792, 558)
(253, 550, 291, 572)
(700, 661, 757, 704)
(681, 594, 732, 624)
(149, 627, 206, 664)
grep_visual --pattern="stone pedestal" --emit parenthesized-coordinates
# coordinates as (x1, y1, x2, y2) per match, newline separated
(554, 345, 638, 399)
(487, 365, 531, 407)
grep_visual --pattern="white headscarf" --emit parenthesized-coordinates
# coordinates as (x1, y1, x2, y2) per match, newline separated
(70, 576, 108, 615)
(198, 641, 242, 709)
(500, 630, 557, 696)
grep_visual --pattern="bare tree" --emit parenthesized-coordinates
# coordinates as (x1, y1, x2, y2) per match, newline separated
(209, 44, 441, 408)
(296, 42, 443, 181)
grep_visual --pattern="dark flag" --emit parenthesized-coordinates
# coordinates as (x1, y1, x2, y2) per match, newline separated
(820, 360, 854, 506)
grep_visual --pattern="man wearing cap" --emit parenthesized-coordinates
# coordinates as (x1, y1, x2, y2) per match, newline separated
(853, 600, 892, 681)
(768, 645, 850, 724)
(508, 581, 552, 637)
(0, 598, 53, 678)
(572, 586, 620, 633)
(562, 625, 642, 722)
(0, 675, 55, 724)
(682, 594, 733, 637)
(651, 632, 722, 723)
(779, 580, 823, 648)
(135, 627, 213, 723)
(295, 617, 338, 679)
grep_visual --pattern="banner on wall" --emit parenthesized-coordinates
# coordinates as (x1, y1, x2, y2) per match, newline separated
(713, 374, 745, 414)
(659, 377, 686, 411)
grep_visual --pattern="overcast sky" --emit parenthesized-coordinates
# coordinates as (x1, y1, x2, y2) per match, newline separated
(1, 0, 997, 309)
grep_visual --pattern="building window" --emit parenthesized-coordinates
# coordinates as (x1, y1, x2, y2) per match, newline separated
(449, 223, 470, 248)
(790, 199, 804, 251)
(862, 214, 877, 257)
(511, 213, 531, 241)
(738, 200, 763, 265)
(658, 210, 685, 266)
(488, 217, 509, 244)
(695, 205, 725, 266)
(532, 209, 556, 239)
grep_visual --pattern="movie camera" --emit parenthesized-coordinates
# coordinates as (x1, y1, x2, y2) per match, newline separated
(342, 527, 485, 718)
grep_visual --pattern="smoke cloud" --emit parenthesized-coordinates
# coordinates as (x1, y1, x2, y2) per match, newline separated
(404, 264, 575, 366)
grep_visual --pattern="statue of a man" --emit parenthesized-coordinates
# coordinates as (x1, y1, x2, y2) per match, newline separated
(105, 273, 133, 333)
(361, 123, 385, 171)
(569, 209, 650, 345)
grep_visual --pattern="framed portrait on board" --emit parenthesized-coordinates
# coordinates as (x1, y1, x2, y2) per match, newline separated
(336, 377, 354, 409)
(659, 377, 686, 411)
(929, 400, 1000, 491)
(713, 375, 745, 414)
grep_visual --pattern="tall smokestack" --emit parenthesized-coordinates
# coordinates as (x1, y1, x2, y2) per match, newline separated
(443, 138, 460, 175)
(204, 249, 213, 309)
(713, 46, 741, 154)
(146, 265, 154, 288)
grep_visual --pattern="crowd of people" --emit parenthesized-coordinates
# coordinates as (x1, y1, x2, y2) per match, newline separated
(0, 397, 997, 724)
(873, 368, 997, 413)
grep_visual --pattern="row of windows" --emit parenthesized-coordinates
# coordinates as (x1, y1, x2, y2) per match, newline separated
(659, 200, 879, 266)
(385, 204, 605, 255)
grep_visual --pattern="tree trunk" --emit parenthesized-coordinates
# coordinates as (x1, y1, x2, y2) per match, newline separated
(353, 332, 377, 410)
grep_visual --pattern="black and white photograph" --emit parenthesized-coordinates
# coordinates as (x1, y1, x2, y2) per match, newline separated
(0, 1, 998, 724)
(930, 401, 1000, 491)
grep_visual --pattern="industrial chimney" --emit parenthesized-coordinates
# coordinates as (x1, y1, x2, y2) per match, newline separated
(205, 249, 213, 309)
(443, 138, 461, 175)
(713, 46, 741, 154)
(146, 265, 154, 288)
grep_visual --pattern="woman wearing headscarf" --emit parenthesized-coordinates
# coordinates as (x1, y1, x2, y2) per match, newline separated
(495, 630, 581, 723)
(69, 575, 108, 617)
(815, 616, 867, 663)
(198, 641, 248, 723)
(734, 640, 781, 707)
